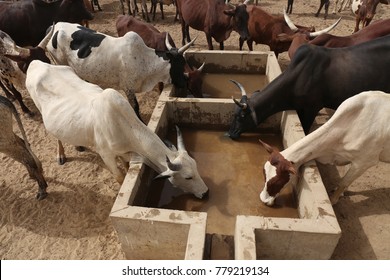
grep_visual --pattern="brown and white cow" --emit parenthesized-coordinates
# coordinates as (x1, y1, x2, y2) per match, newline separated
(259, 90, 390, 206)
(352, 0, 389, 32)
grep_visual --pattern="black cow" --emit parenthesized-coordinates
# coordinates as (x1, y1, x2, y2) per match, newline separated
(0, 0, 93, 47)
(227, 34, 390, 139)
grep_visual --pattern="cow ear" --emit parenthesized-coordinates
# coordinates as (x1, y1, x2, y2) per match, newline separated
(287, 166, 297, 175)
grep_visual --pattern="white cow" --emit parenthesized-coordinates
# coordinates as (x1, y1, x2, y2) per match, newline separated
(22, 59, 208, 198)
(45, 22, 194, 116)
(259, 91, 390, 206)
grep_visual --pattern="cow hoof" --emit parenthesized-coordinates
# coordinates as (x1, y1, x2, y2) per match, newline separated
(58, 157, 67, 165)
(24, 110, 35, 118)
(36, 192, 48, 200)
(75, 146, 86, 152)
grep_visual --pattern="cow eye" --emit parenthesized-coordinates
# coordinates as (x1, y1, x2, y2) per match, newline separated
(185, 177, 193, 180)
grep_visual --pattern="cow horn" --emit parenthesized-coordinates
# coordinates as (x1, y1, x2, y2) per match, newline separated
(197, 62, 205, 72)
(232, 97, 248, 109)
(38, 23, 55, 49)
(243, 0, 251, 5)
(178, 36, 197, 54)
(175, 125, 186, 152)
(230, 79, 247, 97)
(0, 30, 27, 56)
(166, 155, 182, 171)
(283, 9, 299, 32)
(165, 33, 174, 50)
(309, 17, 342, 37)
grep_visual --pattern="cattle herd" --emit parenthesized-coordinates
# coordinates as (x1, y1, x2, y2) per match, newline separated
(0, 0, 389, 214)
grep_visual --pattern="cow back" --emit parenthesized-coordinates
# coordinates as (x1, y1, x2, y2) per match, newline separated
(0, 0, 93, 47)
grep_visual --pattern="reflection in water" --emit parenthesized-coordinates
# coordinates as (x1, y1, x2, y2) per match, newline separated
(144, 128, 298, 236)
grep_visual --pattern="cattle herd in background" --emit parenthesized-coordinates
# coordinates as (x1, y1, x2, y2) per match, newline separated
(0, 0, 389, 207)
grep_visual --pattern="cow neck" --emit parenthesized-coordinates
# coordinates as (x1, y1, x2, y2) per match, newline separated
(281, 120, 331, 169)
(250, 71, 295, 125)
(132, 122, 177, 173)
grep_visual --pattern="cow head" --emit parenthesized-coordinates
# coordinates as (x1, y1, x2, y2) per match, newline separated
(227, 80, 257, 140)
(185, 62, 205, 98)
(224, 0, 250, 41)
(160, 34, 197, 89)
(154, 126, 209, 199)
(56, 0, 94, 23)
(259, 140, 296, 207)
(1, 26, 54, 73)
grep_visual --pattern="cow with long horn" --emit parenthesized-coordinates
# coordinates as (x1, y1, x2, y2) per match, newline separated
(44, 22, 196, 119)
(239, 5, 341, 56)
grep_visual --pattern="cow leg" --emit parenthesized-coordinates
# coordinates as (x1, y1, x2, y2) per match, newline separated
(94, 0, 102, 11)
(99, 152, 126, 184)
(354, 18, 361, 33)
(0, 80, 34, 117)
(141, 1, 150, 22)
(239, 37, 245, 50)
(57, 139, 67, 165)
(247, 39, 254, 51)
(324, 1, 330, 19)
(219, 41, 224, 50)
(330, 162, 372, 204)
(206, 35, 214, 50)
(160, 2, 164, 20)
(3, 135, 48, 200)
(315, 2, 325, 17)
(125, 90, 143, 122)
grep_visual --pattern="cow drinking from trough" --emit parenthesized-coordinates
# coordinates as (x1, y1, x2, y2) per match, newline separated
(259, 90, 390, 206)
(227, 34, 390, 139)
(116, 15, 205, 98)
(5, 43, 209, 198)
(45, 22, 195, 119)
(0, 95, 48, 200)
(176, 0, 250, 50)
(240, 6, 340, 56)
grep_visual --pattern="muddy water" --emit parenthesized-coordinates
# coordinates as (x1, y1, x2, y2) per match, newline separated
(144, 128, 298, 236)
(201, 73, 268, 98)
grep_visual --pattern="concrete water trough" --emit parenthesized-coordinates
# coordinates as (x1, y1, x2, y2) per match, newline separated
(109, 51, 341, 260)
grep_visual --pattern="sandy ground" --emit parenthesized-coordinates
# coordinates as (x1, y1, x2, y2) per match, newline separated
(1, 0, 390, 260)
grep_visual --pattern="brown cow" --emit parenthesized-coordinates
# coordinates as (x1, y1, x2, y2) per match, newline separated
(176, 0, 250, 50)
(288, 18, 390, 59)
(353, 0, 389, 32)
(241, 6, 339, 57)
(116, 15, 205, 97)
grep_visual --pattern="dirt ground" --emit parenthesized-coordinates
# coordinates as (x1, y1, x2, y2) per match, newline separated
(1, 0, 389, 260)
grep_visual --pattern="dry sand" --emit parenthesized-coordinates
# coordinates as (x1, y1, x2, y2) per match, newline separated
(0, 0, 389, 259)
